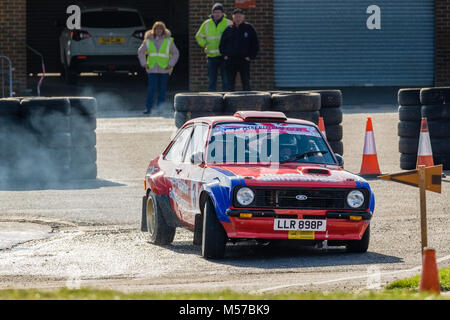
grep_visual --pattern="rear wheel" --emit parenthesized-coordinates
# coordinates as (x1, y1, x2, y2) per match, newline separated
(202, 200, 227, 259)
(146, 191, 176, 245)
(346, 225, 370, 253)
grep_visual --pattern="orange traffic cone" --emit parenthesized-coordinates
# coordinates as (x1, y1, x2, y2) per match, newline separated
(416, 117, 434, 168)
(318, 117, 326, 139)
(419, 248, 441, 294)
(359, 117, 381, 176)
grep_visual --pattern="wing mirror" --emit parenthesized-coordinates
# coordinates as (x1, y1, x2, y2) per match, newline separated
(335, 154, 344, 168)
(190, 151, 204, 164)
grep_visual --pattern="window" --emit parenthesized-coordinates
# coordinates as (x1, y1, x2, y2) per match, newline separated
(81, 11, 143, 28)
(164, 126, 193, 162)
(184, 124, 209, 163)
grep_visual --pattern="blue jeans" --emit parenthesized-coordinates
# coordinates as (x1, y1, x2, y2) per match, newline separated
(146, 73, 169, 111)
(207, 56, 228, 92)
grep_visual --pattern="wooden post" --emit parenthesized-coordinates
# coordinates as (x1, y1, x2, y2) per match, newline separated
(418, 165, 428, 252)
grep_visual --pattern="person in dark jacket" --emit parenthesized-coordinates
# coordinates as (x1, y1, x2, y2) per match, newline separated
(219, 9, 259, 91)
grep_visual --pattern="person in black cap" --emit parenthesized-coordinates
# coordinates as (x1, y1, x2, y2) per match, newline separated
(219, 8, 259, 91)
(195, 3, 232, 92)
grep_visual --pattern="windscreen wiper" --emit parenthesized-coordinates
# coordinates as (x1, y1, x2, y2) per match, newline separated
(280, 150, 329, 163)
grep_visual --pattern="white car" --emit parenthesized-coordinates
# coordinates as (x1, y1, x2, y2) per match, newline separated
(59, 7, 146, 84)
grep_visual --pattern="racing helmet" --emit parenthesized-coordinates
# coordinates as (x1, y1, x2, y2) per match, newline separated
(278, 134, 298, 161)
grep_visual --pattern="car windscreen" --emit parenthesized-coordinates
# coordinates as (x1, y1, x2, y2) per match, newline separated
(81, 11, 143, 28)
(206, 122, 336, 165)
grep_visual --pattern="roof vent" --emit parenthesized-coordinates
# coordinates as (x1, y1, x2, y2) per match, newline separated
(303, 168, 331, 175)
(234, 111, 287, 122)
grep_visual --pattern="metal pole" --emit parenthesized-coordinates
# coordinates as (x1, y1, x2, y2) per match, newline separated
(0, 55, 13, 97)
(418, 165, 428, 253)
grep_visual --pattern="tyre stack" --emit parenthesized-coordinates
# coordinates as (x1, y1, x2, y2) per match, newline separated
(223, 91, 272, 114)
(420, 87, 450, 169)
(19, 97, 72, 182)
(0, 98, 22, 183)
(69, 97, 98, 179)
(311, 90, 344, 155)
(397, 88, 422, 170)
(270, 92, 321, 125)
(174, 92, 225, 128)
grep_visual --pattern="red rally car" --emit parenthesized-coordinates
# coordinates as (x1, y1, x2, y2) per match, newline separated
(142, 111, 375, 259)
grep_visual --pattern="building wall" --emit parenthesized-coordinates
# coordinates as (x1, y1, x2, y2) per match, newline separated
(189, 0, 274, 91)
(435, 0, 450, 86)
(0, 0, 27, 94)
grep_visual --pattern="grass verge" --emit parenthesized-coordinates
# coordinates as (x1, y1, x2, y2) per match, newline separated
(386, 266, 450, 291)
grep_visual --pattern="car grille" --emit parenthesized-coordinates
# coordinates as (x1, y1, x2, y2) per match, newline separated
(234, 187, 368, 210)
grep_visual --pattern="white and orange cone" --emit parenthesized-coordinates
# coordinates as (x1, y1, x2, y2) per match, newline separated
(318, 116, 326, 139)
(359, 117, 381, 176)
(416, 117, 434, 168)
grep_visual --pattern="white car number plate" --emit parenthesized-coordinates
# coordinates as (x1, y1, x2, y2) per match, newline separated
(274, 219, 326, 231)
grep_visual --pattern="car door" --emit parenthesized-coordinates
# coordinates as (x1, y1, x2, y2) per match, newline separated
(159, 125, 193, 222)
(178, 123, 210, 227)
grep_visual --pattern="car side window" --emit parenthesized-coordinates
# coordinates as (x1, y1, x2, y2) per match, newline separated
(164, 126, 193, 162)
(184, 124, 209, 163)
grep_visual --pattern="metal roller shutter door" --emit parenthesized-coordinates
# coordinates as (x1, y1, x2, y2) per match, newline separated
(274, 0, 434, 87)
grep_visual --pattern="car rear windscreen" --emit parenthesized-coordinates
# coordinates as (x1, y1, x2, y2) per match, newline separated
(81, 11, 143, 28)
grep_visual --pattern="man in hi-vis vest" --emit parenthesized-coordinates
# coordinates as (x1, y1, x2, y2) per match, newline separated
(195, 3, 231, 92)
(138, 21, 179, 115)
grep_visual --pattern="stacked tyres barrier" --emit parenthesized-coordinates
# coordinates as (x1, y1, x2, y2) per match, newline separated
(20, 97, 72, 181)
(0, 97, 97, 184)
(420, 87, 450, 169)
(271, 92, 321, 124)
(174, 92, 225, 128)
(223, 91, 272, 113)
(312, 90, 344, 155)
(69, 97, 98, 179)
(397, 88, 422, 170)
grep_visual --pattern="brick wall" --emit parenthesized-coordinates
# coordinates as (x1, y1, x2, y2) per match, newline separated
(0, 0, 27, 95)
(189, 0, 274, 91)
(435, 0, 450, 86)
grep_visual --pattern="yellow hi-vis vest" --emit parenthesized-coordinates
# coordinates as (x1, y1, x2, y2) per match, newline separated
(146, 37, 173, 69)
(195, 18, 231, 57)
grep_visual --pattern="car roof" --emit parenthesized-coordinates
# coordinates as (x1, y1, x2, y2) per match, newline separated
(183, 111, 319, 129)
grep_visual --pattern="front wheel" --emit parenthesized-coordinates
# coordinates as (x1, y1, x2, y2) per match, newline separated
(346, 224, 370, 253)
(202, 200, 227, 259)
(146, 192, 176, 245)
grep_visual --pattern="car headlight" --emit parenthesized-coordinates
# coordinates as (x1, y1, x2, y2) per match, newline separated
(236, 187, 255, 206)
(347, 190, 365, 208)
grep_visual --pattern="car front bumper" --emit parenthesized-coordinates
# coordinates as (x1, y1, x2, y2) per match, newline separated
(222, 209, 371, 241)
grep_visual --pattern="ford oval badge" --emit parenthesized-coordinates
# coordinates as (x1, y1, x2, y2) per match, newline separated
(296, 194, 308, 201)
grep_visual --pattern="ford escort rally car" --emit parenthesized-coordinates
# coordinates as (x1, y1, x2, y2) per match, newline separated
(142, 111, 374, 259)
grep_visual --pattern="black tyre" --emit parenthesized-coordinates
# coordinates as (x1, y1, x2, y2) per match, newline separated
(420, 87, 450, 105)
(434, 154, 450, 169)
(202, 200, 227, 259)
(430, 138, 450, 154)
(328, 140, 344, 155)
(40, 132, 72, 148)
(146, 191, 176, 245)
(399, 137, 419, 154)
(71, 130, 96, 147)
(271, 92, 321, 112)
(0, 98, 21, 117)
(70, 114, 97, 131)
(397, 121, 420, 138)
(421, 105, 450, 121)
(21, 98, 71, 134)
(428, 121, 450, 138)
(174, 111, 188, 128)
(223, 91, 271, 114)
(346, 225, 370, 253)
(320, 108, 343, 125)
(71, 147, 97, 164)
(68, 97, 97, 116)
(70, 162, 97, 180)
(174, 93, 224, 112)
(308, 90, 342, 108)
(400, 153, 417, 170)
(325, 124, 343, 141)
(398, 105, 421, 122)
(398, 88, 421, 106)
(284, 111, 320, 124)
